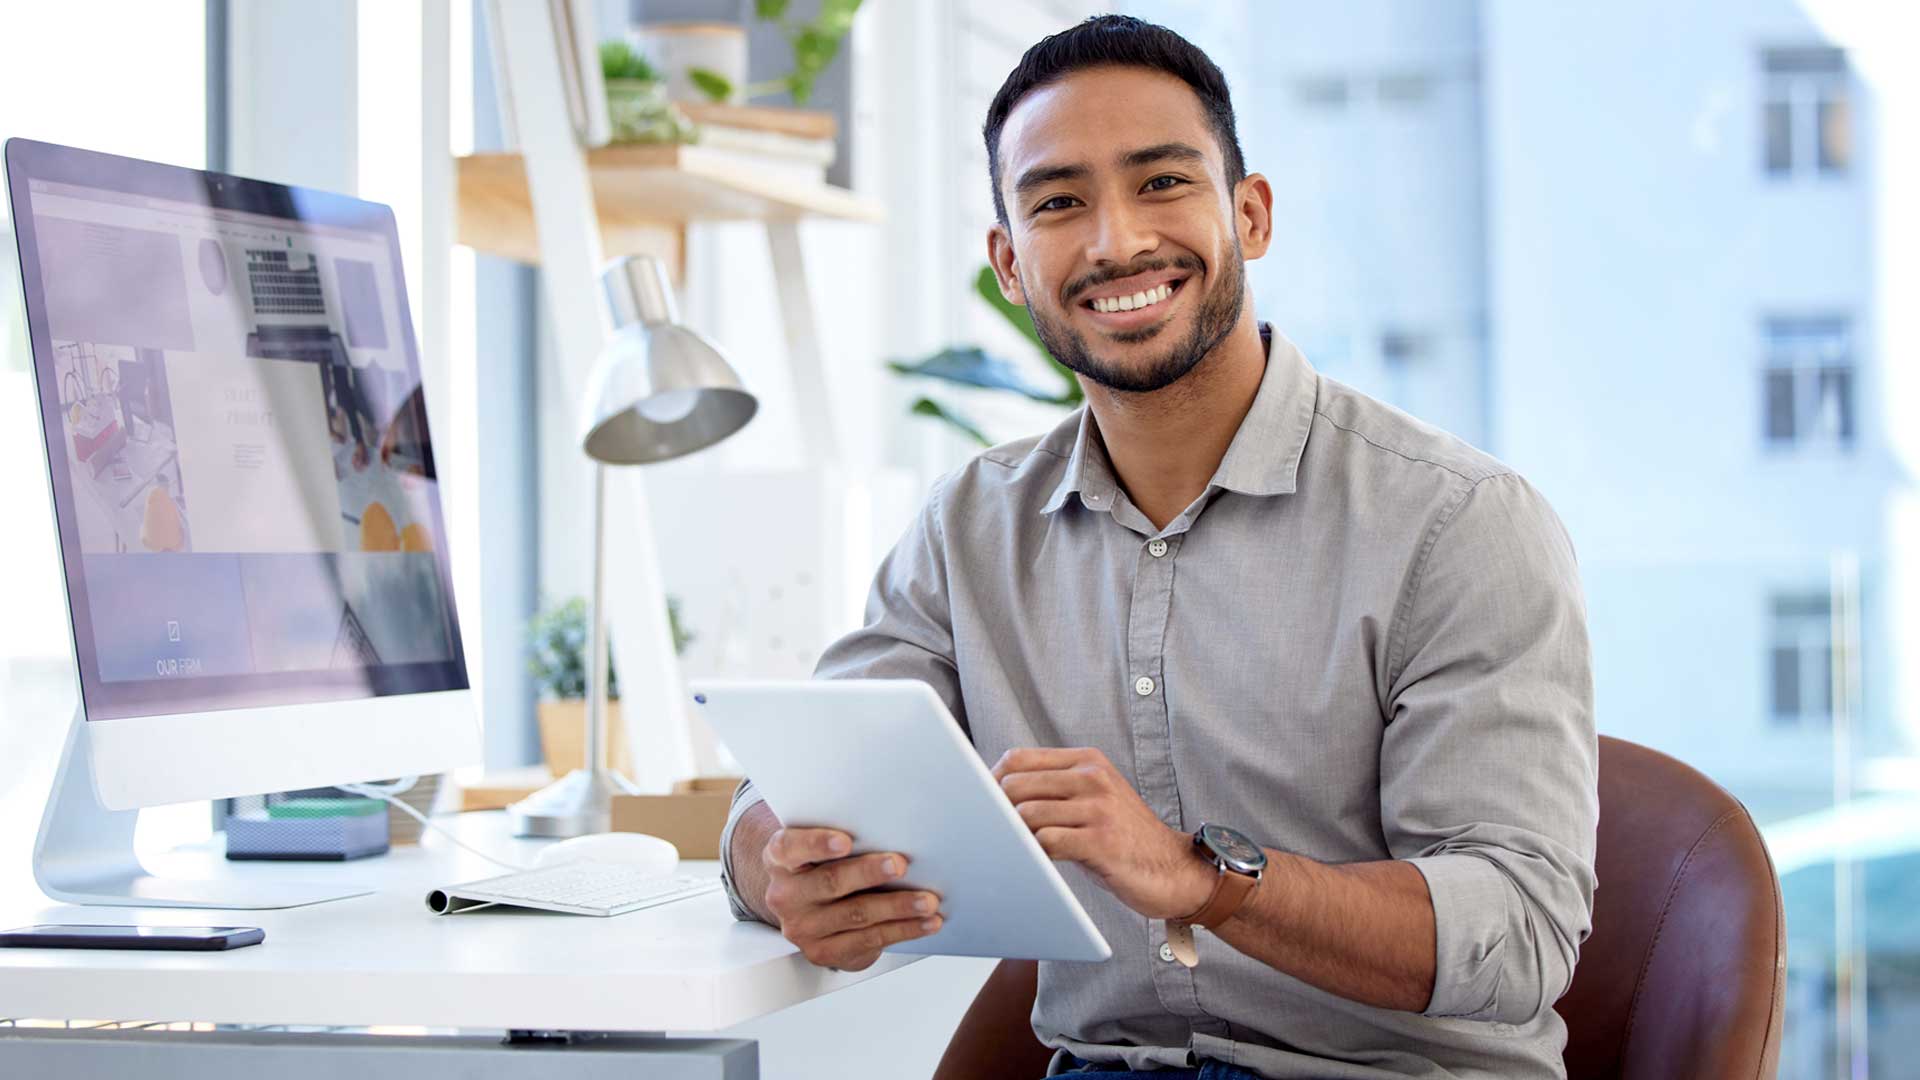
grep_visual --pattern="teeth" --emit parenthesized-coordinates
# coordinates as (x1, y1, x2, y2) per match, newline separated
(1092, 282, 1173, 314)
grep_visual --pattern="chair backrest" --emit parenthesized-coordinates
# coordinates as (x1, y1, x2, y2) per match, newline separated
(1556, 736, 1786, 1079)
(935, 736, 1789, 1080)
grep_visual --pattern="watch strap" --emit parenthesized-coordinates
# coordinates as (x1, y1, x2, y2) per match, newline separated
(1190, 863, 1258, 928)
(1164, 864, 1259, 969)
(1166, 918, 1200, 967)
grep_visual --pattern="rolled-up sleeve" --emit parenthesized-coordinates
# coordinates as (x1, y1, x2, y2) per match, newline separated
(1382, 472, 1598, 1025)
(718, 476, 966, 922)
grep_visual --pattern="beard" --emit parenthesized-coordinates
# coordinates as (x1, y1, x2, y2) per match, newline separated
(1024, 245, 1246, 395)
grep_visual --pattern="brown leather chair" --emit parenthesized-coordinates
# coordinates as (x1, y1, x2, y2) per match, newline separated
(933, 736, 1787, 1079)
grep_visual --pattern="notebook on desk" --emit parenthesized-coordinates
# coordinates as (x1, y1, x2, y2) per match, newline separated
(427, 862, 720, 916)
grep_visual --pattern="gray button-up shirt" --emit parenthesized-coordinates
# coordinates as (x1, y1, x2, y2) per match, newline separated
(721, 328, 1597, 1079)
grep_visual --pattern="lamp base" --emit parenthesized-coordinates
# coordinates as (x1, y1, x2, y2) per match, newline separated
(507, 768, 643, 838)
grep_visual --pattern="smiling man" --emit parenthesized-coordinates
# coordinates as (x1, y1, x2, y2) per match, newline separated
(720, 15, 1597, 1079)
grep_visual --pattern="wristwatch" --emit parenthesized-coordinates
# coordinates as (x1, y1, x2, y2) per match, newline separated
(1165, 823, 1266, 968)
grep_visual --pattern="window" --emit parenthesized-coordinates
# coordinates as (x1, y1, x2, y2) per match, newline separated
(1770, 592, 1833, 726)
(1295, 76, 1348, 109)
(1762, 46, 1851, 177)
(1376, 72, 1435, 107)
(1763, 315, 1853, 449)
(1380, 328, 1432, 368)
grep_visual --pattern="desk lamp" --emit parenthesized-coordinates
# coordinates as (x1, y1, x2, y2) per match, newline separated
(509, 254, 757, 837)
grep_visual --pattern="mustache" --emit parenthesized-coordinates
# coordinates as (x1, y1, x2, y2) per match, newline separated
(1063, 254, 1205, 306)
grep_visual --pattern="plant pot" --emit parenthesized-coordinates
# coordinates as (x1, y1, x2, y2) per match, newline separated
(631, 21, 747, 104)
(386, 774, 441, 845)
(604, 78, 696, 144)
(536, 698, 634, 777)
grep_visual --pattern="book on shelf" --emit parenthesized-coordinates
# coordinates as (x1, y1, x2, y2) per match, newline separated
(676, 101, 837, 184)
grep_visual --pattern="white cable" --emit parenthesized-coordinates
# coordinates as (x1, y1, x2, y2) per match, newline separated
(337, 781, 529, 873)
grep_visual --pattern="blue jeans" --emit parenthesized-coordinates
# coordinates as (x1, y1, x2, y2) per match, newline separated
(1049, 1053, 1266, 1079)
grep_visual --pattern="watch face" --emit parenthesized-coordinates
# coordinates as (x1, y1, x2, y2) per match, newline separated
(1199, 824, 1267, 874)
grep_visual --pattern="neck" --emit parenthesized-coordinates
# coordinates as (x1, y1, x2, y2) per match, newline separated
(1081, 306, 1268, 532)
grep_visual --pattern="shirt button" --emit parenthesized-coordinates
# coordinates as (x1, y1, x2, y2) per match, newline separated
(1159, 942, 1176, 963)
(1148, 539, 1169, 558)
(1134, 676, 1155, 697)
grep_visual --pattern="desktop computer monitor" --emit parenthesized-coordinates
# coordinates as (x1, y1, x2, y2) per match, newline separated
(5, 138, 480, 908)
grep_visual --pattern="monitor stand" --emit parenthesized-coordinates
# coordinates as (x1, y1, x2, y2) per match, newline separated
(33, 707, 373, 910)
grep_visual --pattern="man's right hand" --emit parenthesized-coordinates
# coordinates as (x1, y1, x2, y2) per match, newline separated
(761, 826, 944, 972)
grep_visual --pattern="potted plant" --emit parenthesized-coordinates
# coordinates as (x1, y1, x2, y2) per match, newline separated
(888, 265, 1083, 445)
(599, 41, 698, 144)
(526, 595, 693, 776)
(641, 0, 863, 107)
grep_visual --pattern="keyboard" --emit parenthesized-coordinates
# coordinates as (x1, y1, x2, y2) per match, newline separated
(428, 861, 722, 916)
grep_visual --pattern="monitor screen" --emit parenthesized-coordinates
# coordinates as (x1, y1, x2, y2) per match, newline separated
(6, 140, 469, 721)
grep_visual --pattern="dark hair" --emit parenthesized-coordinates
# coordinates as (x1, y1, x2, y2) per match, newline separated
(983, 15, 1247, 227)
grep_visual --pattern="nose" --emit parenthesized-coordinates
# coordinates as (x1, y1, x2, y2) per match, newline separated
(1084, 195, 1158, 269)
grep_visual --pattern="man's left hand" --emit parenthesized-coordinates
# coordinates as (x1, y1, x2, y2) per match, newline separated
(992, 747, 1214, 920)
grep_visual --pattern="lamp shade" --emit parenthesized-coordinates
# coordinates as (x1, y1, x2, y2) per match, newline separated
(581, 256, 757, 465)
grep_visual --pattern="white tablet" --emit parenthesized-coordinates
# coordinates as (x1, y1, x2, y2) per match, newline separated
(692, 678, 1111, 963)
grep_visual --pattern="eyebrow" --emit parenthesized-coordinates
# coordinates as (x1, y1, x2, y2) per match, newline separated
(1012, 162, 1089, 202)
(1011, 142, 1211, 204)
(1119, 142, 1208, 170)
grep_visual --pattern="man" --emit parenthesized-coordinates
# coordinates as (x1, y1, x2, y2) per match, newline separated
(721, 14, 1596, 1079)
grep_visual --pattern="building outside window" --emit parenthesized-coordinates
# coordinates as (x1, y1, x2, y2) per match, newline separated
(1293, 75, 1348, 109)
(1770, 592, 1834, 727)
(1763, 46, 1852, 178)
(1764, 315, 1854, 450)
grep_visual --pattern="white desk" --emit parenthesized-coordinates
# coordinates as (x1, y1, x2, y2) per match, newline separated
(0, 812, 915, 1036)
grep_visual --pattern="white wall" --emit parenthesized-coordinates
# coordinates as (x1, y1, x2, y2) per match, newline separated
(0, 0, 213, 860)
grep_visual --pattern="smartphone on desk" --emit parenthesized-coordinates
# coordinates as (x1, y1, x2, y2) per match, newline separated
(0, 924, 265, 951)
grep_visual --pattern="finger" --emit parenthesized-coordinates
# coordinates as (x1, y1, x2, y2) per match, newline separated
(1000, 766, 1102, 805)
(994, 746, 1103, 780)
(796, 851, 909, 904)
(1015, 797, 1096, 831)
(813, 913, 946, 971)
(1033, 825, 1089, 862)
(792, 889, 940, 941)
(766, 826, 855, 871)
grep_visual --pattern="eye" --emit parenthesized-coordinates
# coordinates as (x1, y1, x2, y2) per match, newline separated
(1144, 175, 1186, 193)
(1034, 195, 1079, 214)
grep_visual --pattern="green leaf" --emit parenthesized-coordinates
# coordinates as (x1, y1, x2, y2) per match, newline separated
(909, 397, 992, 447)
(972, 266, 1081, 404)
(815, 0, 863, 36)
(783, 25, 845, 104)
(526, 593, 692, 702)
(755, 0, 789, 19)
(688, 67, 734, 103)
(889, 347, 1075, 405)
(599, 40, 657, 82)
(972, 266, 1039, 350)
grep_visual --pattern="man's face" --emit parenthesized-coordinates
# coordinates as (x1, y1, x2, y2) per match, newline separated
(988, 65, 1270, 395)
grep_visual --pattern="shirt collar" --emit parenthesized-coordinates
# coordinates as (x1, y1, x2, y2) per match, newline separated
(1041, 323, 1318, 516)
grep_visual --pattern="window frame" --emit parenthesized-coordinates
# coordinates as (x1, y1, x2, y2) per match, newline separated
(1761, 313, 1855, 452)
(1760, 45, 1851, 180)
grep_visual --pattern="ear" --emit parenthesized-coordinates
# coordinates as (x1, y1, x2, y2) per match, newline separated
(986, 224, 1027, 305)
(1234, 172, 1275, 261)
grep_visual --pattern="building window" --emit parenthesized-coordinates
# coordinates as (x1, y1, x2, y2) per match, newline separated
(1295, 76, 1348, 109)
(1763, 315, 1853, 449)
(1380, 328, 1432, 368)
(1762, 46, 1851, 178)
(1769, 592, 1833, 726)
(1376, 72, 1435, 107)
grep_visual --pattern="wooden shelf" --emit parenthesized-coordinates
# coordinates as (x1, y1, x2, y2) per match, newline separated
(456, 143, 884, 268)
